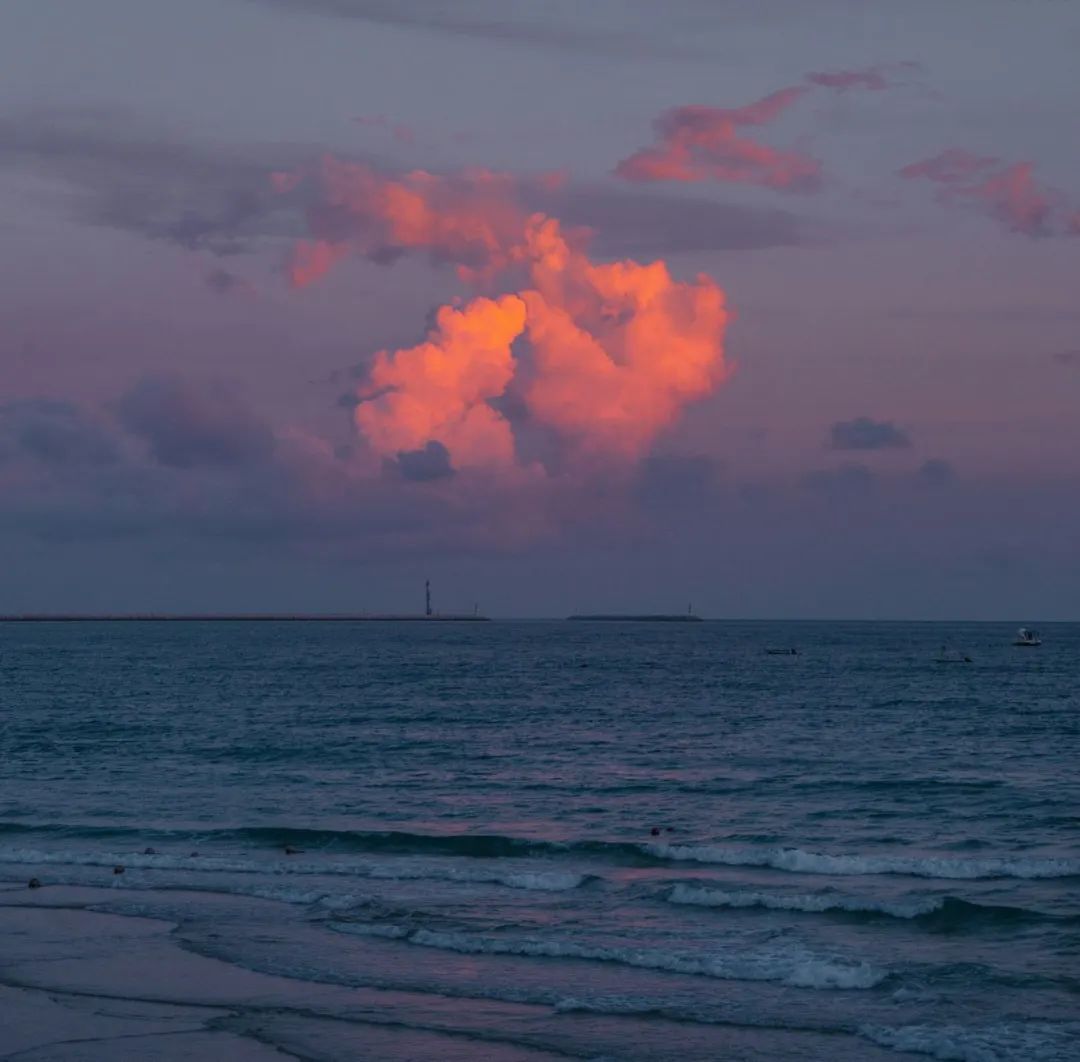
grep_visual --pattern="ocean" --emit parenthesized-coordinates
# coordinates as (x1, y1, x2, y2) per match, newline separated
(1, 620, 1077, 1061)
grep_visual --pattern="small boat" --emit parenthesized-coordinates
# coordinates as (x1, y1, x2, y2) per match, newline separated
(1013, 627, 1042, 647)
(765, 647, 799, 656)
(935, 645, 972, 664)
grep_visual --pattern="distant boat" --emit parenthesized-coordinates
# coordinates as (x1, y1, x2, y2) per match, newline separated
(935, 645, 972, 664)
(765, 647, 798, 656)
(1013, 627, 1042, 647)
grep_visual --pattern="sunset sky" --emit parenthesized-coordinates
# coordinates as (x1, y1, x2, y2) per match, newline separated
(2, 0, 1078, 618)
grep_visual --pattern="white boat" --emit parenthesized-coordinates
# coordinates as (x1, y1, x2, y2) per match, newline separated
(1013, 627, 1042, 647)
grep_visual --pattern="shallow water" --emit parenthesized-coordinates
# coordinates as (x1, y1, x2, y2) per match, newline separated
(1, 620, 1078, 1060)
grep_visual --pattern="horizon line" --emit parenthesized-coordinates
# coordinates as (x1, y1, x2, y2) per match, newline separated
(0, 614, 1069, 624)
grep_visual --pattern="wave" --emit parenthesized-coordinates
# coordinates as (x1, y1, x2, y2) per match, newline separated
(5, 821, 1076, 882)
(665, 885, 1053, 927)
(646, 843, 1080, 880)
(334, 923, 887, 990)
(668, 884, 938, 919)
(0, 847, 589, 892)
(0, 821, 627, 863)
(860, 1021, 1080, 1062)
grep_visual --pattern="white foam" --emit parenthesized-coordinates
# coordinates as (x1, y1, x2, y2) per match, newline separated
(338, 924, 886, 990)
(368, 864, 587, 891)
(667, 884, 939, 919)
(646, 844, 1080, 880)
(860, 1021, 1080, 1061)
(0, 848, 587, 892)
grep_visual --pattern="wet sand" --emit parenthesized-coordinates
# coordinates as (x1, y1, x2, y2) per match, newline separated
(0, 884, 891, 1061)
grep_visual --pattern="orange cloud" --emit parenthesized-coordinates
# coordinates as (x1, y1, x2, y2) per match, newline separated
(276, 157, 545, 287)
(519, 217, 729, 460)
(287, 239, 349, 288)
(281, 157, 730, 471)
(356, 294, 527, 470)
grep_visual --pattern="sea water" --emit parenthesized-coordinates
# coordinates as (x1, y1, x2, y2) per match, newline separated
(1, 620, 1077, 1060)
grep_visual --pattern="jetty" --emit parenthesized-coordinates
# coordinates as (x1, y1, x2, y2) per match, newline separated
(0, 581, 490, 622)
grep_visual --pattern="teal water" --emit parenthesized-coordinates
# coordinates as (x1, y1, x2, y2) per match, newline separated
(1, 620, 1078, 1060)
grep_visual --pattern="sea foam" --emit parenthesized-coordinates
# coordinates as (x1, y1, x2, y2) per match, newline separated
(860, 1021, 1080, 1062)
(667, 883, 940, 919)
(645, 844, 1080, 880)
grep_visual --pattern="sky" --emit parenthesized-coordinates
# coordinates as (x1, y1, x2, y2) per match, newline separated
(1, 0, 1078, 618)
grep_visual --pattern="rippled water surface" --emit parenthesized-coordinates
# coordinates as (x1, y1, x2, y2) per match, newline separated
(1, 620, 1078, 1060)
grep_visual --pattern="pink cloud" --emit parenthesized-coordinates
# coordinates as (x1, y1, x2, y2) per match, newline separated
(901, 149, 1069, 237)
(614, 88, 822, 192)
(614, 67, 906, 192)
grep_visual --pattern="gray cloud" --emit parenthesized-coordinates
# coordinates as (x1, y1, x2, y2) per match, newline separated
(387, 440, 455, 482)
(0, 108, 321, 256)
(0, 394, 577, 559)
(916, 458, 955, 486)
(114, 376, 276, 469)
(635, 454, 720, 509)
(532, 182, 807, 255)
(244, 0, 705, 60)
(1053, 351, 1080, 367)
(829, 417, 911, 451)
(0, 400, 119, 467)
(205, 267, 256, 296)
(804, 463, 876, 497)
(0, 108, 809, 263)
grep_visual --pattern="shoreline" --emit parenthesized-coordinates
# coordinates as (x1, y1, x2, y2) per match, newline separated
(0, 883, 900, 1061)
